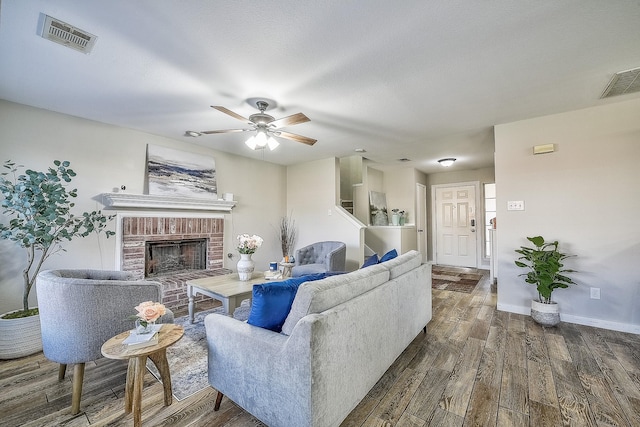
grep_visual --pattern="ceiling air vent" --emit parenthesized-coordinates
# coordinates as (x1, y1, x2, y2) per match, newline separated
(600, 67, 640, 98)
(38, 14, 97, 54)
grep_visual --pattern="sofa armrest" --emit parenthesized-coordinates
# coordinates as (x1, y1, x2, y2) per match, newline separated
(205, 313, 313, 427)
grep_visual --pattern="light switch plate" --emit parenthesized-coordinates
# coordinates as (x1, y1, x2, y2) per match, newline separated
(507, 200, 525, 211)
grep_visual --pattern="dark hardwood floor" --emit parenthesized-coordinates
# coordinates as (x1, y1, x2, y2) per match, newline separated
(2, 268, 640, 426)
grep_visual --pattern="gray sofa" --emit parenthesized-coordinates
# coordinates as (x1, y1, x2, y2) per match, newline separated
(205, 250, 431, 427)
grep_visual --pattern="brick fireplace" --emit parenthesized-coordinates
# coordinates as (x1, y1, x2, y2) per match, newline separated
(121, 216, 229, 311)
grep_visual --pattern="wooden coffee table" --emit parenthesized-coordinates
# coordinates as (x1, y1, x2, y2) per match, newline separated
(101, 324, 184, 427)
(186, 272, 266, 323)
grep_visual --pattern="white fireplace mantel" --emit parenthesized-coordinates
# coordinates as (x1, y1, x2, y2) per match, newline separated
(100, 193, 236, 212)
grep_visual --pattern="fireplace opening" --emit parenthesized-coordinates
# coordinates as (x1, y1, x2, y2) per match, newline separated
(145, 238, 207, 277)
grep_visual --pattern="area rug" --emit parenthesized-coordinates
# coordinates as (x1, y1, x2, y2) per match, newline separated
(146, 301, 250, 401)
(431, 265, 483, 293)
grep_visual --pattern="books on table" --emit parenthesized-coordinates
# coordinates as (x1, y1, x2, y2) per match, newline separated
(122, 324, 163, 349)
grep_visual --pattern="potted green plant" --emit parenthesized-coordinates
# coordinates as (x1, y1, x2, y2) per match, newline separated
(514, 235, 577, 326)
(0, 160, 114, 359)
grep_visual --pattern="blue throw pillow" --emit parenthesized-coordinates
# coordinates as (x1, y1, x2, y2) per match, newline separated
(247, 273, 325, 332)
(380, 249, 398, 263)
(361, 253, 379, 268)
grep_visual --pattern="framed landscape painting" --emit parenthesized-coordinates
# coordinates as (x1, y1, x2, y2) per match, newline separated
(146, 145, 217, 199)
(369, 191, 388, 226)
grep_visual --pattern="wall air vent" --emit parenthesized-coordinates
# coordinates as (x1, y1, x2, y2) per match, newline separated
(600, 67, 640, 98)
(38, 14, 97, 54)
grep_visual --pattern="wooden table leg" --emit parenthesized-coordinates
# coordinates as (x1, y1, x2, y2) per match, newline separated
(132, 355, 147, 427)
(124, 358, 136, 413)
(148, 348, 173, 406)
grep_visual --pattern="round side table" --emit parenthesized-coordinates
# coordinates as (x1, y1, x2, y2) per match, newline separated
(101, 324, 184, 427)
(279, 262, 295, 277)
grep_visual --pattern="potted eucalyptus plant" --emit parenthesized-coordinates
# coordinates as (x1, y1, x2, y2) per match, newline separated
(514, 235, 577, 326)
(0, 160, 114, 359)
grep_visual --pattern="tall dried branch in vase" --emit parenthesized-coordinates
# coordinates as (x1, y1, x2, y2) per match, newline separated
(279, 214, 297, 258)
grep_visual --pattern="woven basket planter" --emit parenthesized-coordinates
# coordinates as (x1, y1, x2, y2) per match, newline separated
(0, 309, 43, 359)
(530, 300, 560, 327)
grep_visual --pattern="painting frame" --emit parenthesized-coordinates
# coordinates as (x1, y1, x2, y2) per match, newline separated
(369, 191, 388, 226)
(146, 145, 217, 199)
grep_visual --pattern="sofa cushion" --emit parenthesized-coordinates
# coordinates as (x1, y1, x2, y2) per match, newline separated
(247, 273, 325, 332)
(281, 264, 390, 335)
(380, 250, 422, 279)
(379, 249, 398, 263)
(361, 253, 379, 268)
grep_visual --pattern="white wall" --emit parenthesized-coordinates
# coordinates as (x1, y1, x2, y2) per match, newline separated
(287, 158, 365, 271)
(0, 100, 286, 314)
(494, 97, 640, 333)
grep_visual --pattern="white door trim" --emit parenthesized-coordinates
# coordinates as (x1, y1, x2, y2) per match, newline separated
(431, 181, 482, 267)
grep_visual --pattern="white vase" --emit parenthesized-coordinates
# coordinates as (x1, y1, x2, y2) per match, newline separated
(531, 299, 560, 327)
(0, 308, 43, 359)
(237, 253, 255, 281)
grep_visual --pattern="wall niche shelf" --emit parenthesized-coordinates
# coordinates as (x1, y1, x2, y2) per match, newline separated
(100, 193, 236, 212)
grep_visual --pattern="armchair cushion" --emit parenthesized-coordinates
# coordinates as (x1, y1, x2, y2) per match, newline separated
(247, 273, 326, 332)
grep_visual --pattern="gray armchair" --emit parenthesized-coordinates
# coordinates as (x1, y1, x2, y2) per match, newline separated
(292, 241, 346, 277)
(36, 269, 174, 415)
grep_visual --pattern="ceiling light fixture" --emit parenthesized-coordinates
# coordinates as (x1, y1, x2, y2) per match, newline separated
(244, 129, 279, 151)
(438, 158, 456, 167)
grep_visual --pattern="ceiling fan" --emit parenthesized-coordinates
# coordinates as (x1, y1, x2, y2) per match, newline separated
(186, 98, 316, 150)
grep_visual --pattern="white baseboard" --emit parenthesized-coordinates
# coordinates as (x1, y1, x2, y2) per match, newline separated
(497, 303, 640, 334)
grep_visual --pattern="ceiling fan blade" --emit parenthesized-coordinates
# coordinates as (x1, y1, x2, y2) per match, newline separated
(211, 106, 251, 123)
(200, 129, 248, 134)
(269, 112, 310, 128)
(276, 130, 317, 146)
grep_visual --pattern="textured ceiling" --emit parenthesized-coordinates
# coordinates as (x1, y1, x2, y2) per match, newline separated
(1, 0, 639, 174)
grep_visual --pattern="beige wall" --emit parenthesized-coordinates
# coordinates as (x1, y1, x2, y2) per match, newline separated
(0, 100, 287, 314)
(287, 158, 365, 271)
(494, 97, 640, 333)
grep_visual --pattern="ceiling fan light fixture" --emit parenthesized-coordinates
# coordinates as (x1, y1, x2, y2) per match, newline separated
(245, 135, 257, 149)
(185, 131, 201, 137)
(254, 130, 268, 148)
(267, 136, 279, 151)
(438, 158, 456, 167)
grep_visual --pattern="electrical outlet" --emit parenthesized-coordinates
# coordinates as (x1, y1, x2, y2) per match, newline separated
(590, 287, 601, 299)
(507, 200, 525, 211)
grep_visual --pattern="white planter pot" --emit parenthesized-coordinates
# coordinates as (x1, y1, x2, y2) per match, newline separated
(0, 308, 43, 359)
(530, 300, 560, 327)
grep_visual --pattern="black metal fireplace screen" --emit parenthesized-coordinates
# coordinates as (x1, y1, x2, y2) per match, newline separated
(145, 238, 207, 277)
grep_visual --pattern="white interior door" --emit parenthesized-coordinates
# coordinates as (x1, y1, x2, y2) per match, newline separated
(434, 184, 477, 267)
(416, 183, 427, 262)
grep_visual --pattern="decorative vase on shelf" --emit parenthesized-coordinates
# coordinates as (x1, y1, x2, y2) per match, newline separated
(237, 253, 255, 281)
(135, 319, 155, 334)
(391, 213, 400, 226)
